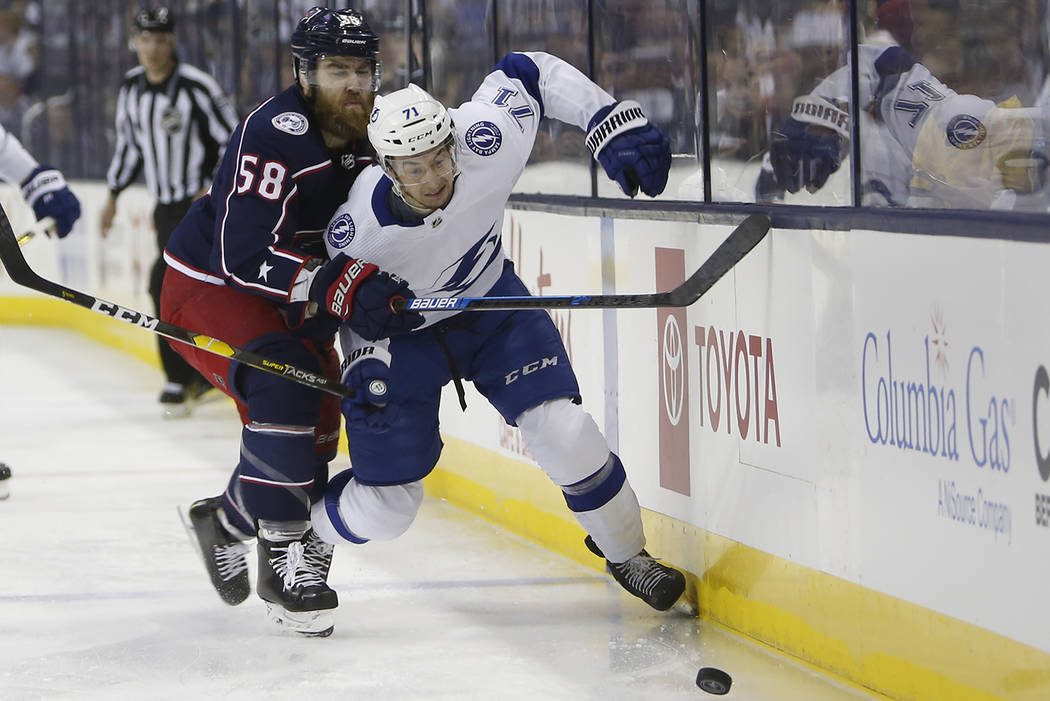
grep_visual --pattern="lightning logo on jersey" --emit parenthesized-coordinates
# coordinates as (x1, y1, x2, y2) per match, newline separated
(432, 226, 502, 294)
(946, 114, 987, 150)
(465, 121, 502, 156)
(327, 213, 356, 249)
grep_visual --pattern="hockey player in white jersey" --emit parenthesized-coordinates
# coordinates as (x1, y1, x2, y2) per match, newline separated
(0, 123, 81, 238)
(310, 51, 686, 611)
(761, 29, 1049, 210)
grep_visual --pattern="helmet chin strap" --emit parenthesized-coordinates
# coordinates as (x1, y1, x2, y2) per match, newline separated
(402, 193, 438, 216)
(295, 65, 318, 108)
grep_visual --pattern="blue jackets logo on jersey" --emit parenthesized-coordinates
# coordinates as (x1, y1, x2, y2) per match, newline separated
(465, 121, 502, 156)
(326, 213, 356, 249)
(946, 115, 987, 150)
(272, 112, 309, 135)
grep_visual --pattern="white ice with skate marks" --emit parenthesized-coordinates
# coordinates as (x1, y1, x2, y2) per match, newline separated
(0, 327, 877, 700)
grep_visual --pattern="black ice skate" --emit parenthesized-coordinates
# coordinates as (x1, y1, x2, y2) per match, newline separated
(159, 382, 192, 419)
(584, 535, 685, 611)
(304, 529, 335, 581)
(180, 496, 251, 605)
(257, 521, 338, 637)
(159, 380, 215, 419)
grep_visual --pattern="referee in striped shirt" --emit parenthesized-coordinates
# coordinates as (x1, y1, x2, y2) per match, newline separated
(100, 6, 238, 417)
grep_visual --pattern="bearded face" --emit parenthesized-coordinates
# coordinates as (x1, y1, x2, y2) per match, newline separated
(310, 84, 374, 141)
(301, 56, 377, 143)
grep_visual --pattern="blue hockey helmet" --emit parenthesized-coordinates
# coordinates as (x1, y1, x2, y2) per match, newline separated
(291, 7, 381, 91)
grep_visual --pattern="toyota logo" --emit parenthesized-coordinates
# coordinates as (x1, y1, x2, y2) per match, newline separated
(661, 315, 685, 426)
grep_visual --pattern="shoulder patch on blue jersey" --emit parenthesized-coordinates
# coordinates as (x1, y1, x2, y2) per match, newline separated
(946, 114, 986, 150)
(465, 121, 502, 156)
(272, 112, 309, 135)
(326, 213, 356, 249)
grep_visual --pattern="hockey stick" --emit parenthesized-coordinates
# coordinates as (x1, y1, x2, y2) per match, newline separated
(0, 206, 354, 399)
(394, 213, 770, 312)
(17, 216, 56, 246)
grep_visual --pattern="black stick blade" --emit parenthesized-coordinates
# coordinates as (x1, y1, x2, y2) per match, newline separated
(666, 212, 770, 306)
(395, 213, 771, 312)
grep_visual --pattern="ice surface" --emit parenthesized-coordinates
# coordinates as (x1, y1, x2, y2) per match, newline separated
(0, 327, 877, 700)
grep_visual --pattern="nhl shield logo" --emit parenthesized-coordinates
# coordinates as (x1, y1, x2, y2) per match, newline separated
(272, 111, 309, 135)
(341, 153, 356, 170)
(160, 107, 182, 134)
(326, 213, 355, 249)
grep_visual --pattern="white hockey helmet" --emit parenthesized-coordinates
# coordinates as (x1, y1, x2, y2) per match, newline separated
(368, 83, 458, 194)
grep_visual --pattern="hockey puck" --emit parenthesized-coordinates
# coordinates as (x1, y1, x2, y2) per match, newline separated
(696, 667, 732, 695)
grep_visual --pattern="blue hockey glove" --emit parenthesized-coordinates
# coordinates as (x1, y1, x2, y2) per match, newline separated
(309, 254, 425, 341)
(755, 154, 786, 202)
(20, 165, 81, 238)
(586, 100, 671, 197)
(768, 95, 849, 195)
(342, 357, 397, 433)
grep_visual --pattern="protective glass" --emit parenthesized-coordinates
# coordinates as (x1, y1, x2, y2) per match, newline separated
(306, 55, 381, 93)
(388, 137, 459, 187)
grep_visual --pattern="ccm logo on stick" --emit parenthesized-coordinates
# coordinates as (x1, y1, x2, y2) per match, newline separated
(91, 300, 160, 330)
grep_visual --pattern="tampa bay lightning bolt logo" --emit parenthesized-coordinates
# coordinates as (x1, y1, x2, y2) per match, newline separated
(433, 225, 501, 293)
(946, 114, 987, 150)
(326, 213, 355, 249)
(465, 121, 502, 156)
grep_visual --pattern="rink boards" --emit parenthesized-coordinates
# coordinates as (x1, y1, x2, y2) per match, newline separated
(2, 182, 1049, 701)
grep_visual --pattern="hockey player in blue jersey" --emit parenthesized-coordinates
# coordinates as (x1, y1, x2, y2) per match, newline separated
(312, 52, 686, 612)
(161, 7, 424, 636)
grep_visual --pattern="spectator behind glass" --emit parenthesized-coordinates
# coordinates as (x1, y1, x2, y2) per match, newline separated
(0, 8, 34, 133)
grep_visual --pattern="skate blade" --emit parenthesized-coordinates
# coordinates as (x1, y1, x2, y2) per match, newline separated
(162, 402, 193, 419)
(264, 603, 334, 637)
(177, 505, 204, 557)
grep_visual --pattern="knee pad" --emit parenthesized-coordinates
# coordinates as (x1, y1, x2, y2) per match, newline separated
(311, 469, 424, 544)
(516, 398, 609, 486)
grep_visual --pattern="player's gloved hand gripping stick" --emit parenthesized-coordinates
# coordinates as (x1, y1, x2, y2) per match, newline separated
(0, 203, 356, 399)
(394, 213, 771, 313)
(16, 216, 56, 246)
(1, 204, 768, 394)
